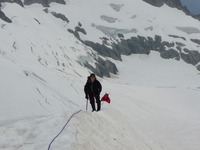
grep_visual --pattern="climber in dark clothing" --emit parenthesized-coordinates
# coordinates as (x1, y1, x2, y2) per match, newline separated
(84, 74, 102, 112)
(90, 73, 102, 111)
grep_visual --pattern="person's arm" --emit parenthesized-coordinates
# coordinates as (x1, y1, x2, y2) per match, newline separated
(98, 81, 102, 93)
(84, 83, 88, 99)
(84, 84, 87, 94)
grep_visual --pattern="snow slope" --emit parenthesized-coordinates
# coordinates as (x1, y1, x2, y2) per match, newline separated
(1, 52, 200, 150)
(0, 0, 200, 149)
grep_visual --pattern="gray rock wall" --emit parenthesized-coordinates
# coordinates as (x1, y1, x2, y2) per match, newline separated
(191, 39, 200, 45)
(24, 0, 65, 7)
(180, 49, 200, 66)
(13, 0, 24, 7)
(143, 0, 182, 9)
(143, 0, 199, 21)
(0, 10, 12, 23)
(0, 0, 23, 7)
(83, 57, 118, 78)
(143, 0, 165, 7)
(83, 35, 200, 74)
(51, 11, 69, 23)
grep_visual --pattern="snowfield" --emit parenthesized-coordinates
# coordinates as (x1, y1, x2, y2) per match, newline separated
(1, 52, 200, 150)
(0, 0, 200, 149)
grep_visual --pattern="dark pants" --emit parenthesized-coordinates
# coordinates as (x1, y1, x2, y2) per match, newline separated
(89, 94, 101, 111)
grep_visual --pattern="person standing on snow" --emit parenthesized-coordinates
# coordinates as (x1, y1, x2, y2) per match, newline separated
(84, 74, 102, 112)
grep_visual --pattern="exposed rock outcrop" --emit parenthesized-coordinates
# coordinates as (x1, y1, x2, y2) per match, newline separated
(51, 11, 69, 23)
(0, 0, 23, 7)
(160, 49, 180, 60)
(75, 26, 87, 35)
(83, 34, 200, 72)
(0, 10, 12, 23)
(194, 14, 200, 20)
(143, 0, 199, 21)
(84, 41, 122, 61)
(168, 35, 186, 41)
(68, 23, 87, 40)
(84, 57, 118, 78)
(165, 0, 183, 9)
(143, 0, 165, 7)
(196, 64, 200, 71)
(13, 0, 24, 7)
(191, 39, 200, 45)
(0, 0, 12, 3)
(180, 49, 200, 66)
(143, 0, 183, 9)
(24, 0, 49, 7)
(24, 0, 65, 7)
(43, 9, 69, 23)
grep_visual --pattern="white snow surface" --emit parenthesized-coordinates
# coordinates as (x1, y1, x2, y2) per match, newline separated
(0, 0, 200, 149)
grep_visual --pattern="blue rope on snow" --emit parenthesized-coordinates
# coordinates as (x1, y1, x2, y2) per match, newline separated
(47, 109, 82, 150)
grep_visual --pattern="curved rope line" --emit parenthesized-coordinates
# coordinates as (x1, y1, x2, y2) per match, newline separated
(47, 109, 82, 150)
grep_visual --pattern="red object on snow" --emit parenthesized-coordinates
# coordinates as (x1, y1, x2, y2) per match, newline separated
(101, 93, 111, 103)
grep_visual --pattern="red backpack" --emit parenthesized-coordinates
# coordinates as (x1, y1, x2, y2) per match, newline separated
(101, 93, 111, 103)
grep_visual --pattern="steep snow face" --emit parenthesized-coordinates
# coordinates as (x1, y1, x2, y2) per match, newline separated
(0, 0, 200, 150)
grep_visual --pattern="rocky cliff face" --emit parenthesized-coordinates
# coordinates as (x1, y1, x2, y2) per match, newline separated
(143, 0, 198, 21)
(0, 10, 12, 23)
(0, 0, 23, 7)
(0, 0, 64, 8)
(143, 0, 183, 8)
(0, 0, 24, 23)
(194, 14, 200, 21)
(143, 0, 166, 7)
(24, 0, 65, 7)
(83, 35, 200, 73)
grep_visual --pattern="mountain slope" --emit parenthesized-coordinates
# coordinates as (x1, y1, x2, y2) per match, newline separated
(1, 52, 200, 150)
(0, 0, 200, 149)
